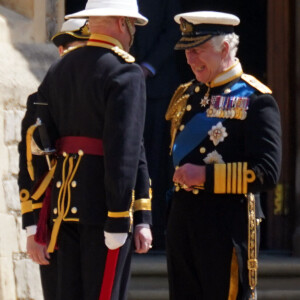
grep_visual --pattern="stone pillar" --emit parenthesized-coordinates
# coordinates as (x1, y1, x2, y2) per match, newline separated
(56, 0, 65, 36)
(33, 0, 65, 43)
(33, 0, 46, 42)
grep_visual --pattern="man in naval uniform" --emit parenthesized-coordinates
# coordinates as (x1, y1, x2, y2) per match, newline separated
(165, 11, 281, 300)
(18, 18, 90, 300)
(23, 0, 153, 299)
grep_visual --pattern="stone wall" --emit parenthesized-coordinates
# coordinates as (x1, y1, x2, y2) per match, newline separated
(0, 0, 34, 19)
(0, 5, 58, 299)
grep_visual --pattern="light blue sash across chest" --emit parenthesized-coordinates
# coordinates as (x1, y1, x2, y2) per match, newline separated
(172, 80, 255, 167)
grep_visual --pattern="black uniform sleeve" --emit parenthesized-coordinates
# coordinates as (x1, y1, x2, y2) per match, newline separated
(133, 142, 152, 226)
(103, 63, 147, 232)
(245, 94, 282, 191)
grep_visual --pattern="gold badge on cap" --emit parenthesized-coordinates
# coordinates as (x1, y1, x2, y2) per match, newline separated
(180, 18, 194, 34)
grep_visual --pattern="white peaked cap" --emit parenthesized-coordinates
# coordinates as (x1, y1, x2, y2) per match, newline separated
(65, 0, 148, 26)
(174, 11, 240, 26)
(60, 18, 88, 32)
(174, 11, 240, 50)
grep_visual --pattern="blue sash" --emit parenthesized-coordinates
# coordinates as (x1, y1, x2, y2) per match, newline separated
(227, 80, 255, 97)
(172, 79, 255, 167)
(172, 114, 221, 166)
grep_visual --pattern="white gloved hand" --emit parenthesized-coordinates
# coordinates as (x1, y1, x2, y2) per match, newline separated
(104, 231, 128, 250)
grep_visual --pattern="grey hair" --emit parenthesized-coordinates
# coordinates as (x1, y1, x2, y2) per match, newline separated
(210, 33, 240, 60)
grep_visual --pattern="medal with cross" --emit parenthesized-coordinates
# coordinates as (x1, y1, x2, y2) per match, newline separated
(200, 86, 211, 107)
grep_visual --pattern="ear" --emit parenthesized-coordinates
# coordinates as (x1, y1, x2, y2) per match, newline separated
(117, 17, 126, 33)
(221, 41, 230, 59)
(58, 45, 64, 56)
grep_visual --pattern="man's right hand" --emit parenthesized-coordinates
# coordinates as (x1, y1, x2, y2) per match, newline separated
(27, 235, 50, 265)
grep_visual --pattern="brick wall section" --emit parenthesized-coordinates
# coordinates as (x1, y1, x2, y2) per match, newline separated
(0, 5, 57, 299)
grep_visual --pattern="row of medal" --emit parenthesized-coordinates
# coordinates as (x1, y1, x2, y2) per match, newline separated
(206, 95, 249, 120)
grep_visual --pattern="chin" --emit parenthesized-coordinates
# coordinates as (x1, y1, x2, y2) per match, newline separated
(195, 75, 206, 83)
(192, 70, 206, 83)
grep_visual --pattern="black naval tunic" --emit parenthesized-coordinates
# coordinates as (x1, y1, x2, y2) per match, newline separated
(165, 61, 281, 300)
(27, 34, 151, 300)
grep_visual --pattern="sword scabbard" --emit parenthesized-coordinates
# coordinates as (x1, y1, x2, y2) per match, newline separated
(247, 193, 258, 299)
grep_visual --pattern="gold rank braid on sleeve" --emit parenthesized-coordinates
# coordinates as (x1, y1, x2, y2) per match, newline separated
(213, 162, 256, 194)
(165, 81, 193, 154)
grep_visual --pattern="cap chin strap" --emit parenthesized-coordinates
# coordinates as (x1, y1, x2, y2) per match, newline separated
(125, 17, 135, 48)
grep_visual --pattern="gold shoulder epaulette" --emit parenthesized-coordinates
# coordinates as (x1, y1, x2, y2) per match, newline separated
(165, 80, 193, 121)
(62, 44, 85, 57)
(165, 80, 193, 154)
(241, 73, 272, 94)
(111, 46, 135, 63)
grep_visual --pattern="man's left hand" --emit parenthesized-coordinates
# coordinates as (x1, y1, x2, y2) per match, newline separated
(173, 163, 206, 190)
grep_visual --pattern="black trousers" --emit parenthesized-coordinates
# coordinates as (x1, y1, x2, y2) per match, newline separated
(56, 223, 132, 300)
(166, 194, 254, 300)
(40, 251, 57, 300)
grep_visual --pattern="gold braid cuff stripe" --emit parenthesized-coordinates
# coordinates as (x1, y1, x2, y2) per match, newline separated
(214, 162, 255, 194)
(134, 198, 152, 211)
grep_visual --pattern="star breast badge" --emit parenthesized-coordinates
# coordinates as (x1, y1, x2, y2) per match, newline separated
(203, 150, 225, 164)
(208, 122, 228, 146)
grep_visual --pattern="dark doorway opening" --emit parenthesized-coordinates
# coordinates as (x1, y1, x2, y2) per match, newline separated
(65, 0, 87, 15)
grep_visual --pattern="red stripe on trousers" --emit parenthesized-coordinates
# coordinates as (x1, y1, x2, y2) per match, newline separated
(99, 248, 120, 300)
